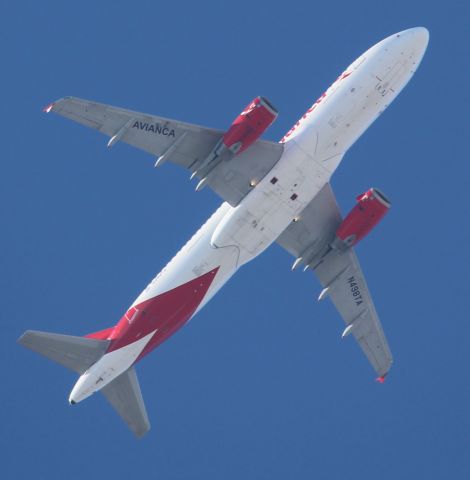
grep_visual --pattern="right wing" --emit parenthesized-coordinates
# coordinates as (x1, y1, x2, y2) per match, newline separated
(101, 367, 150, 438)
(277, 183, 393, 378)
(47, 97, 283, 206)
(313, 247, 393, 378)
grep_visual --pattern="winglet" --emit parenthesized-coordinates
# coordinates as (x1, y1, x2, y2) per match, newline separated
(43, 103, 55, 113)
(375, 375, 387, 384)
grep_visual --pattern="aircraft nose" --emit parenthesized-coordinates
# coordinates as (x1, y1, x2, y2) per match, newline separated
(408, 27, 429, 50)
(411, 27, 429, 40)
(399, 27, 430, 54)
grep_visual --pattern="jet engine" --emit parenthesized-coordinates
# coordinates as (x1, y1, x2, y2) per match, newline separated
(334, 188, 391, 250)
(222, 96, 278, 154)
(191, 96, 278, 191)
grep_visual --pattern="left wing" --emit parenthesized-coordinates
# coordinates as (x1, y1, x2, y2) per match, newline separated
(277, 183, 393, 378)
(46, 97, 283, 206)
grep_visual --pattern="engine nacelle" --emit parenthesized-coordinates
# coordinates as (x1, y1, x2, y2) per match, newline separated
(222, 96, 278, 154)
(334, 188, 391, 250)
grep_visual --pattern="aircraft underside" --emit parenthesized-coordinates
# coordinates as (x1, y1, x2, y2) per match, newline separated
(18, 27, 429, 437)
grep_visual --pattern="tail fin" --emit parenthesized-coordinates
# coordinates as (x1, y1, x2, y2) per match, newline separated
(17, 330, 109, 374)
(18, 330, 150, 437)
(84, 327, 115, 340)
(101, 367, 150, 438)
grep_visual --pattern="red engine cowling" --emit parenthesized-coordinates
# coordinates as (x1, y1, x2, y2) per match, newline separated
(223, 96, 278, 154)
(335, 188, 391, 249)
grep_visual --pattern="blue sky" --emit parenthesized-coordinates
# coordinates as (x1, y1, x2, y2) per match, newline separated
(2, 0, 469, 478)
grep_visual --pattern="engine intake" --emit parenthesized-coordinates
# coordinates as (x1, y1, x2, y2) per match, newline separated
(334, 188, 390, 250)
(222, 96, 278, 154)
(191, 97, 278, 191)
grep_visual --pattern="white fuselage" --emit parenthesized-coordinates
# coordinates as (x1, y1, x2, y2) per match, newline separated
(69, 28, 429, 404)
(136, 27, 428, 306)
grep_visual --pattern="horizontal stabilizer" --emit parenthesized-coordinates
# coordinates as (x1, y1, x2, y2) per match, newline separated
(101, 367, 150, 438)
(18, 330, 109, 374)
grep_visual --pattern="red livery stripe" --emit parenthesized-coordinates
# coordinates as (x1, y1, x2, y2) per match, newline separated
(106, 268, 220, 361)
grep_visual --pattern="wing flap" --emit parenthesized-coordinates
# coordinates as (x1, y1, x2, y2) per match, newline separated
(101, 367, 150, 438)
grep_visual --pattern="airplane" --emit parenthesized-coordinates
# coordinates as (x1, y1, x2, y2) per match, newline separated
(19, 27, 429, 437)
